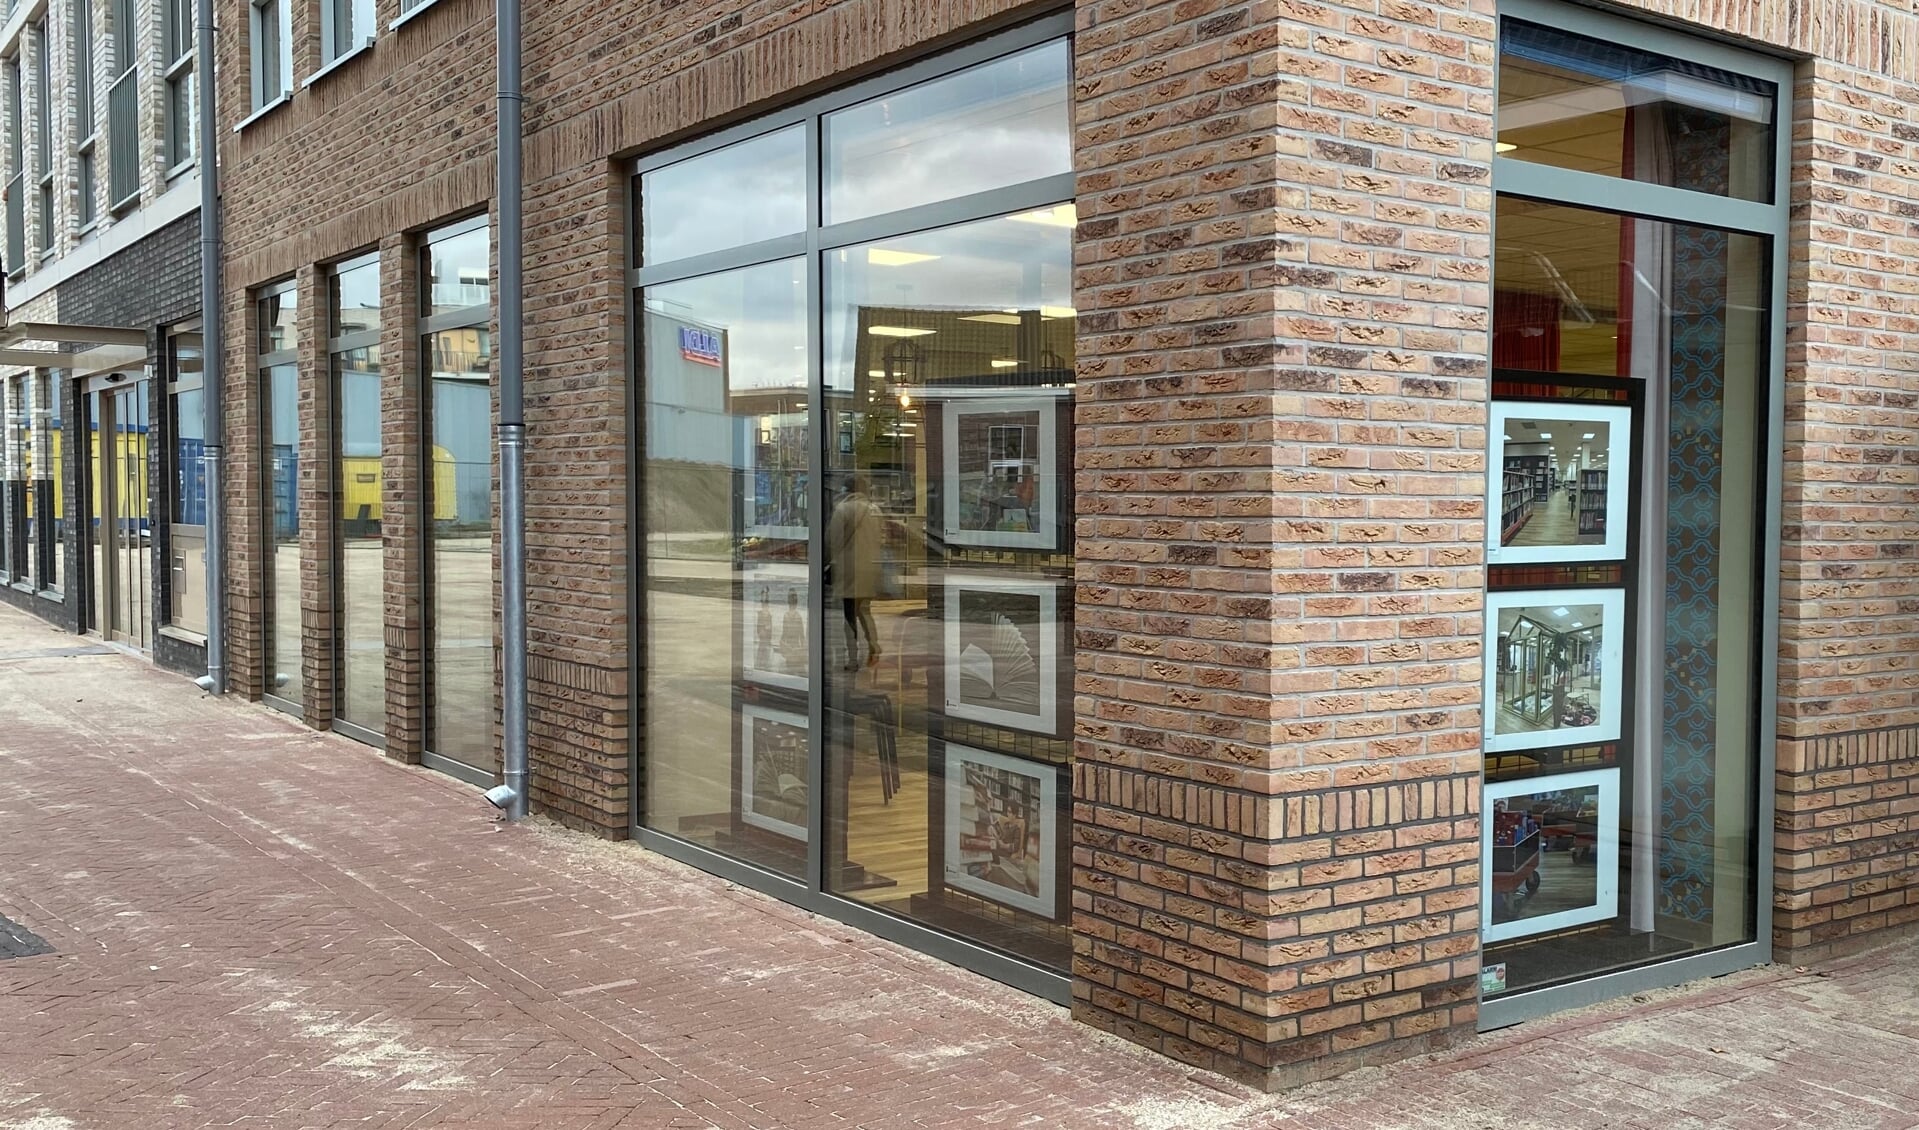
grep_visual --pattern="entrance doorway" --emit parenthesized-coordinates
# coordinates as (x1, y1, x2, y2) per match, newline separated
(87, 375, 152, 651)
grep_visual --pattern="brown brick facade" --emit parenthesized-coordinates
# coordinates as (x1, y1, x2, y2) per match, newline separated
(173, 0, 1919, 1091)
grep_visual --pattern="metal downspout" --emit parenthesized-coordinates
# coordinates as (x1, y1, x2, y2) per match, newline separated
(494, 0, 529, 819)
(195, 0, 225, 695)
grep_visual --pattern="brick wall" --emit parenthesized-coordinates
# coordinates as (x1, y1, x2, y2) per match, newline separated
(1069, 0, 1492, 1086)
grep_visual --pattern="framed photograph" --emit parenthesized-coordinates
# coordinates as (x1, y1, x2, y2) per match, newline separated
(1484, 588, 1626, 754)
(1482, 768, 1621, 944)
(1487, 401, 1632, 564)
(738, 703, 809, 842)
(743, 410, 808, 540)
(942, 397, 1059, 550)
(942, 743, 1059, 919)
(740, 561, 809, 692)
(942, 573, 1060, 735)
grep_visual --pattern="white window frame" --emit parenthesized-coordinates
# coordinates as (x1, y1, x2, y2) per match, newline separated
(319, 0, 375, 67)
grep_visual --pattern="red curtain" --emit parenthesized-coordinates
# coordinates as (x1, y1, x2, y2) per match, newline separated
(1493, 289, 1562, 372)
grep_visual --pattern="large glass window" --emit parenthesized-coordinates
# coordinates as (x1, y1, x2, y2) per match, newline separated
(47, 375, 62, 595)
(163, 0, 194, 169)
(259, 282, 301, 706)
(421, 217, 495, 775)
(34, 19, 51, 253)
(168, 330, 206, 633)
(322, 0, 375, 65)
(331, 254, 383, 738)
(1482, 8, 1784, 1004)
(638, 26, 1075, 973)
(74, 0, 97, 229)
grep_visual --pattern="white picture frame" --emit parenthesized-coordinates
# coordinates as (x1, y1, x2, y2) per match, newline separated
(1483, 587, 1626, 754)
(1487, 401, 1632, 564)
(942, 397, 1058, 550)
(1481, 767, 1621, 944)
(739, 703, 809, 842)
(942, 743, 1058, 919)
(740, 561, 809, 691)
(742, 410, 809, 541)
(942, 573, 1059, 735)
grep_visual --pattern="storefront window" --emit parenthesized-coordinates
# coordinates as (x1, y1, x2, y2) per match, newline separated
(638, 25, 1075, 974)
(421, 217, 496, 776)
(258, 282, 303, 705)
(1484, 9, 1783, 1002)
(169, 332, 207, 633)
(331, 255, 384, 737)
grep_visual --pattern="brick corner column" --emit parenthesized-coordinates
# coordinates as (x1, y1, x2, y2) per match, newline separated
(1069, 0, 1493, 1088)
(298, 263, 337, 732)
(380, 233, 427, 764)
(224, 284, 267, 701)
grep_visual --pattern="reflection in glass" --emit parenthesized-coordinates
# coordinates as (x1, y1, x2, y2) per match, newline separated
(427, 326, 496, 771)
(821, 209, 1075, 969)
(171, 383, 207, 633)
(47, 386, 63, 593)
(1493, 197, 1768, 383)
(1498, 20, 1774, 202)
(335, 347, 384, 733)
(260, 286, 299, 353)
(641, 258, 809, 879)
(824, 41, 1071, 224)
(641, 126, 804, 265)
(424, 225, 491, 318)
(265, 362, 302, 704)
(332, 258, 381, 338)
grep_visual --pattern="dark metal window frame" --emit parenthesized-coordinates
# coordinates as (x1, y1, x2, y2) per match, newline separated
(626, 11, 1076, 1004)
(256, 277, 302, 717)
(325, 250, 385, 749)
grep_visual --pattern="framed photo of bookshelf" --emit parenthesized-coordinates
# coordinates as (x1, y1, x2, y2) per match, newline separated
(1487, 401, 1632, 564)
(1482, 768, 1621, 944)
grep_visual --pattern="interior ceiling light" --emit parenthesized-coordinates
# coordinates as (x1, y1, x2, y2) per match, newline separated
(1538, 432, 1552, 439)
(867, 248, 940, 267)
(960, 313, 1024, 325)
(1582, 432, 1595, 440)
(1039, 306, 1076, 320)
(990, 359, 1019, 368)
(1552, 607, 1570, 617)
(1008, 204, 1078, 228)
(867, 326, 936, 337)
(1495, 141, 1519, 153)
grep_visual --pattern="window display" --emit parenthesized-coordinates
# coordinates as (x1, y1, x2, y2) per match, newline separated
(637, 25, 1076, 976)
(1483, 4, 1783, 1004)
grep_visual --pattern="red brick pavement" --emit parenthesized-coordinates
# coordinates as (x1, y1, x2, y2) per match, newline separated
(2, 602, 1917, 1129)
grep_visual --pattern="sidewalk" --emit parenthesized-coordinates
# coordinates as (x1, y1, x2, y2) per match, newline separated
(1, 601, 1915, 1130)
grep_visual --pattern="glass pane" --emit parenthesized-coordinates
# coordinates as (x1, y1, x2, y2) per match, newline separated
(19, 377, 35, 589)
(428, 326, 496, 771)
(47, 389, 62, 593)
(259, 287, 298, 354)
(824, 40, 1070, 225)
(641, 125, 804, 265)
(1484, 196, 1767, 997)
(1498, 20, 1774, 202)
(335, 346, 383, 733)
(266, 362, 302, 703)
(641, 257, 809, 880)
(423, 224, 490, 317)
(821, 210, 1076, 970)
(332, 258, 380, 338)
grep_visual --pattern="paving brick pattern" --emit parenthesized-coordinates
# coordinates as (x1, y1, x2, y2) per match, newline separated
(4, 602, 1919, 1129)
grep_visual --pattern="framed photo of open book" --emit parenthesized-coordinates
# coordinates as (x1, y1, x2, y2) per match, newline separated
(941, 573, 1061, 736)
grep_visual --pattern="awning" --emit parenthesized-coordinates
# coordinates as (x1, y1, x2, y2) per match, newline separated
(0, 319, 148, 377)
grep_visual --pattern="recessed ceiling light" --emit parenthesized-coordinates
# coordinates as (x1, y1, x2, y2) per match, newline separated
(1008, 204, 1078, 228)
(960, 313, 1024, 325)
(1552, 607, 1569, 617)
(1040, 306, 1076, 320)
(868, 326, 936, 337)
(1571, 621, 1583, 628)
(990, 359, 1019, 369)
(1582, 432, 1595, 440)
(1496, 141, 1518, 153)
(1538, 432, 1552, 439)
(867, 369, 886, 378)
(867, 248, 940, 267)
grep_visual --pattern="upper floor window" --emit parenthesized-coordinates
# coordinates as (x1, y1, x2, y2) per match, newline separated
(322, 0, 375, 65)
(164, 0, 194, 169)
(250, 0, 292, 110)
